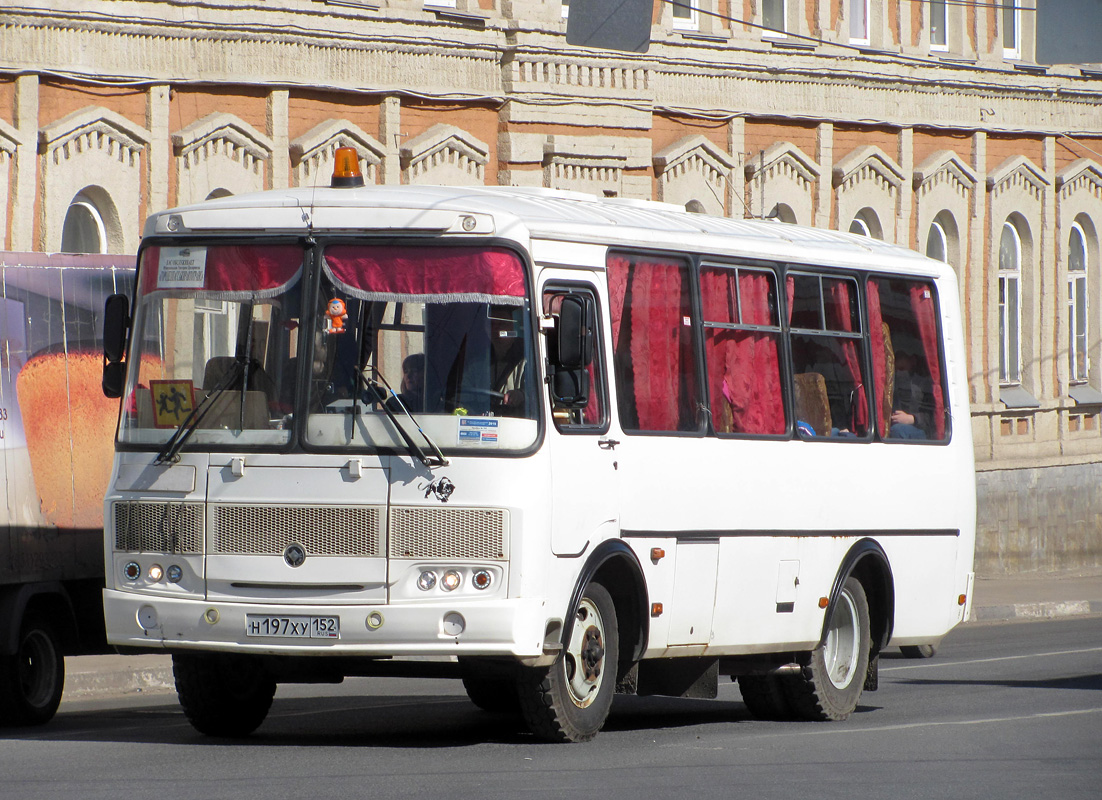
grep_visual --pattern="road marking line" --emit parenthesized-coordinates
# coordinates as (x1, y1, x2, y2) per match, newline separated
(753, 706, 1102, 738)
(881, 646, 1102, 672)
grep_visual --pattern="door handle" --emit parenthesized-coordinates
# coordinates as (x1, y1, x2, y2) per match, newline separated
(598, 438, 620, 450)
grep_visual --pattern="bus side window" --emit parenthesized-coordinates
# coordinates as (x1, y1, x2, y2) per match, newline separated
(868, 277, 948, 441)
(606, 253, 701, 433)
(543, 287, 607, 431)
(787, 273, 870, 438)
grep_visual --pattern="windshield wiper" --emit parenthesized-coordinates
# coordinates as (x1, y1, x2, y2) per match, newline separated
(357, 371, 448, 468)
(154, 358, 246, 465)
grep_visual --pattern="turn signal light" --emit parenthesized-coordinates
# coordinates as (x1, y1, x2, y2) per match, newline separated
(651, 603, 663, 617)
(958, 594, 967, 606)
(818, 596, 830, 609)
(331, 146, 365, 188)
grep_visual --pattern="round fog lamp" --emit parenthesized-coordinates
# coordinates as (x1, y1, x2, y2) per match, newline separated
(123, 561, 141, 581)
(148, 564, 164, 582)
(417, 571, 437, 591)
(472, 569, 492, 590)
(167, 564, 183, 583)
(441, 570, 462, 592)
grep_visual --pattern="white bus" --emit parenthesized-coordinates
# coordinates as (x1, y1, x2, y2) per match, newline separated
(101, 150, 975, 742)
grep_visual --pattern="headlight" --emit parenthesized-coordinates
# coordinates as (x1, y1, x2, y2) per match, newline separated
(417, 571, 437, 591)
(441, 570, 462, 591)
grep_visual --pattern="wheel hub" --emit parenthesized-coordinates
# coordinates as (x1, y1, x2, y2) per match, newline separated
(580, 626, 605, 682)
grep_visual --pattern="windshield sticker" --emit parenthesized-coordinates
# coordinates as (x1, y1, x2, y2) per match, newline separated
(457, 417, 499, 447)
(157, 247, 207, 288)
(150, 380, 197, 428)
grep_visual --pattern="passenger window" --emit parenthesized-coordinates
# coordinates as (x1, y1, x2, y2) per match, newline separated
(607, 253, 701, 433)
(868, 277, 948, 441)
(787, 273, 869, 438)
(543, 287, 607, 431)
(700, 265, 786, 435)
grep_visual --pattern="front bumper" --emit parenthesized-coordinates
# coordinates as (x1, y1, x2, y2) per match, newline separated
(104, 589, 551, 658)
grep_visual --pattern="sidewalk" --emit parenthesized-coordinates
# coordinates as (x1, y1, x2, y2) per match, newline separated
(61, 568, 1102, 701)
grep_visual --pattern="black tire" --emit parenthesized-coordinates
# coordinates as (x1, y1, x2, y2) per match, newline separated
(780, 577, 871, 721)
(0, 614, 65, 727)
(737, 674, 793, 721)
(516, 581, 618, 743)
(173, 653, 275, 737)
(459, 658, 520, 715)
(900, 644, 937, 659)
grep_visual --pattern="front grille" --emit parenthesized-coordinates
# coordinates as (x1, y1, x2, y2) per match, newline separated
(113, 501, 203, 554)
(210, 504, 382, 556)
(389, 507, 507, 560)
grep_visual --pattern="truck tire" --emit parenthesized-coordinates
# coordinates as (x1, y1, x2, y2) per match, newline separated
(0, 614, 65, 727)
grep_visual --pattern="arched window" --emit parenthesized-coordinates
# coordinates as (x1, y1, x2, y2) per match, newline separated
(926, 220, 948, 262)
(848, 208, 883, 240)
(60, 196, 108, 254)
(1068, 222, 1088, 383)
(999, 221, 1022, 384)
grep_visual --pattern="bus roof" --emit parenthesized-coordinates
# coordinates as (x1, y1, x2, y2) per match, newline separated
(143, 184, 950, 278)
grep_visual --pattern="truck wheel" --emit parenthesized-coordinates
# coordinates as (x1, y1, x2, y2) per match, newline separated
(0, 615, 65, 727)
(781, 577, 870, 721)
(173, 653, 275, 737)
(516, 581, 618, 742)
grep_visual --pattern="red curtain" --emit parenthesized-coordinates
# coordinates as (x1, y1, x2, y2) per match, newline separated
(866, 280, 889, 435)
(141, 245, 303, 296)
(701, 269, 784, 435)
(911, 283, 946, 439)
(325, 245, 525, 304)
(607, 254, 694, 431)
(825, 280, 869, 434)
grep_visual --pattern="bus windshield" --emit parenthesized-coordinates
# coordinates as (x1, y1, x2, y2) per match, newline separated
(305, 244, 539, 452)
(119, 243, 304, 448)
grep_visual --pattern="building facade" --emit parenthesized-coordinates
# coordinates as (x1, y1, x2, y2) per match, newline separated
(2, 0, 1101, 573)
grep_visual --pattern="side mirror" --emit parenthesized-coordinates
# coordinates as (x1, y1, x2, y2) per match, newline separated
(102, 294, 130, 399)
(103, 294, 130, 363)
(555, 294, 594, 369)
(102, 361, 126, 399)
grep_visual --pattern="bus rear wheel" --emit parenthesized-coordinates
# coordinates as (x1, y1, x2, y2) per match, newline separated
(0, 615, 65, 727)
(516, 581, 618, 743)
(781, 577, 870, 721)
(173, 653, 275, 737)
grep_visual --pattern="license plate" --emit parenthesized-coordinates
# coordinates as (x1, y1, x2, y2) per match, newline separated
(245, 615, 340, 639)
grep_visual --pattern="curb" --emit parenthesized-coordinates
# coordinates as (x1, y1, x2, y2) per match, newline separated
(970, 599, 1102, 622)
(62, 659, 175, 700)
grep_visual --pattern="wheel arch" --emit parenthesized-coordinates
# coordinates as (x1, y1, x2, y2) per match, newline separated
(820, 538, 894, 654)
(0, 583, 80, 656)
(565, 539, 649, 673)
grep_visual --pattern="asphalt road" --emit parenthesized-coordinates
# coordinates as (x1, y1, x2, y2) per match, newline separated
(1, 617, 1099, 800)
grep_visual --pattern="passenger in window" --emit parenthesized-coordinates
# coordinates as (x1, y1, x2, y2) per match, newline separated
(490, 312, 528, 416)
(391, 353, 425, 412)
(889, 351, 931, 440)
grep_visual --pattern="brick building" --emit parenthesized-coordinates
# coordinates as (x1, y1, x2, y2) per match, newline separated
(2, 1, 1101, 573)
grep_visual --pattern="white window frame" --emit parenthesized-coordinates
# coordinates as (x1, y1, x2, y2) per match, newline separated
(672, 0, 699, 31)
(999, 221, 1023, 385)
(761, 0, 787, 39)
(1002, 0, 1021, 59)
(1068, 222, 1089, 383)
(926, 220, 948, 263)
(849, 0, 870, 45)
(61, 198, 108, 255)
(929, 0, 948, 52)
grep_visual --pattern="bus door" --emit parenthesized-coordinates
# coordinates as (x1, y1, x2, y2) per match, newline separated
(541, 280, 619, 556)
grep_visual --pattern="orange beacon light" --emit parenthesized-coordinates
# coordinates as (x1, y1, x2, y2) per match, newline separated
(331, 147, 364, 188)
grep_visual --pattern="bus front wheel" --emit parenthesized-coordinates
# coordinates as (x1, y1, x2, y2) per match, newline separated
(516, 581, 618, 743)
(782, 576, 870, 721)
(173, 653, 275, 737)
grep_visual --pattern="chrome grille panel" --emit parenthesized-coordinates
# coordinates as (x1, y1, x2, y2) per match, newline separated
(210, 504, 382, 556)
(389, 507, 507, 560)
(113, 501, 203, 554)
